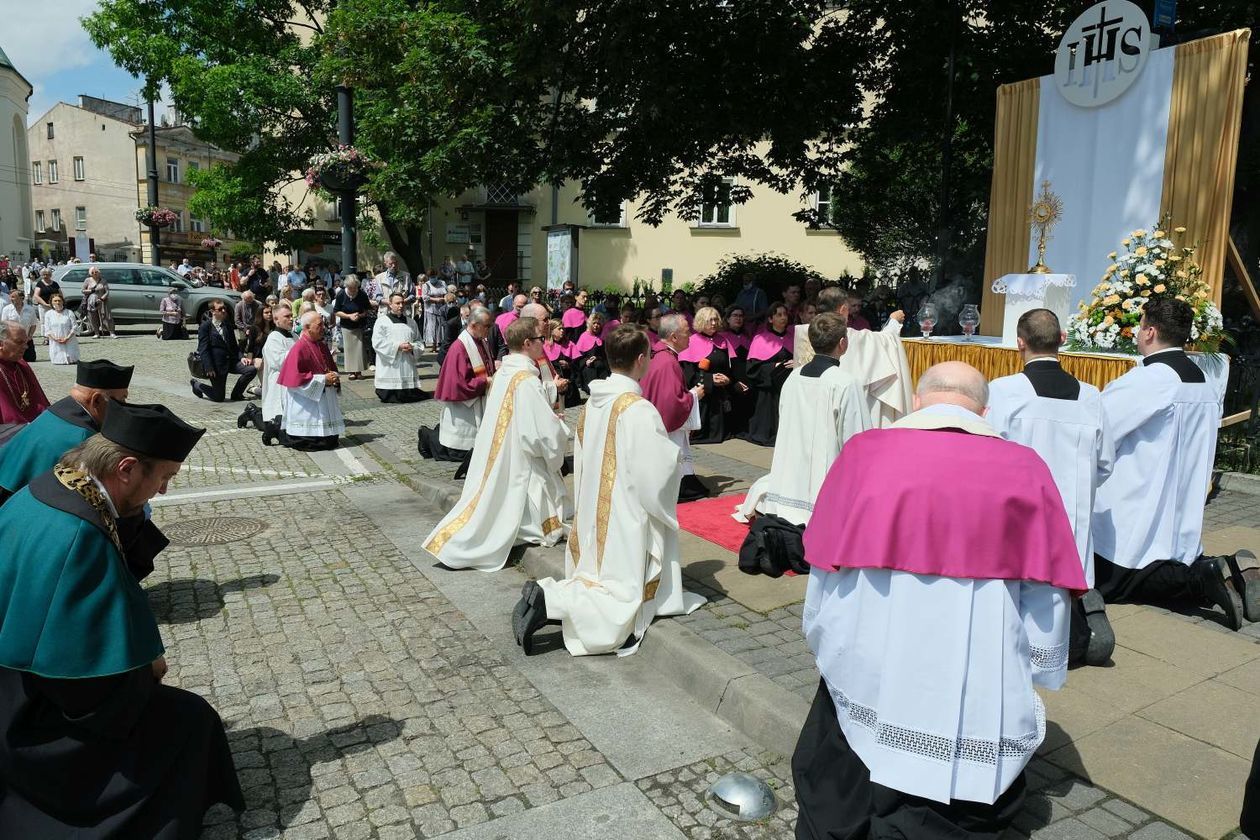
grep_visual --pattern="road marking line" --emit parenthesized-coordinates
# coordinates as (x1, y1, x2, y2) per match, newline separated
(153, 477, 346, 505)
(181, 465, 308, 478)
(332, 446, 371, 476)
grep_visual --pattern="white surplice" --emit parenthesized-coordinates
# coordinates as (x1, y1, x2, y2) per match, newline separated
(988, 364, 1114, 587)
(423, 353, 570, 571)
(439, 331, 489, 450)
(260, 329, 297, 423)
(794, 318, 911, 427)
(371, 314, 423, 391)
(804, 404, 1071, 806)
(669, 396, 703, 478)
(280, 368, 346, 438)
(735, 358, 870, 526)
(538, 373, 706, 656)
(1092, 350, 1222, 569)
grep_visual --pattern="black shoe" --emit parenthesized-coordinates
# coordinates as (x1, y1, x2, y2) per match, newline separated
(1079, 589, 1115, 666)
(513, 581, 548, 655)
(261, 429, 277, 447)
(1195, 556, 1244, 631)
(190, 379, 205, 400)
(1225, 550, 1260, 623)
(236, 404, 252, 428)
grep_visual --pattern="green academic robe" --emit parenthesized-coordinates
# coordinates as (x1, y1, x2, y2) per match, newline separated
(0, 396, 96, 498)
(0, 467, 242, 836)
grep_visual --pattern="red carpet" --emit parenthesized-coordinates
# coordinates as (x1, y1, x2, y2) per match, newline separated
(677, 493, 748, 554)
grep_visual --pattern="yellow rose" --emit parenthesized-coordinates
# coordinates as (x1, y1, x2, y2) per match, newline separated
(1153, 284, 1166, 293)
(1102, 316, 1115, 327)
(1102, 294, 1121, 306)
(1135, 246, 1148, 256)
(1133, 229, 1147, 237)
(1154, 230, 1166, 238)
(1136, 275, 1150, 286)
(1176, 270, 1187, 279)
(1174, 226, 1187, 234)
(1154, 259, 1165, 267)
(1168, 254, 1181, 262)
(1108, 251, 1117, 260)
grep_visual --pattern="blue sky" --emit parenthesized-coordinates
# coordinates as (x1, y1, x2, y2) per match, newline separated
(2, 0, 173, 126)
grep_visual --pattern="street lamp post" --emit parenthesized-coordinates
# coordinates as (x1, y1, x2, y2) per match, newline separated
(146, 93, 160, 266)
(336, 84, 356, 277)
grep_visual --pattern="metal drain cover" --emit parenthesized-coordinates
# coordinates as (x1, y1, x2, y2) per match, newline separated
(708, 772, 777, 821)
(164, 516, 267, 546)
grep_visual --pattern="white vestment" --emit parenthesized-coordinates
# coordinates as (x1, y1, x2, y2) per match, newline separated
(538, 373, 705, 656)
(804, 405, 1070, 806)
(988, 364, 1114, 587)
(280, 360, 346, 438)
(423, 354, 570, 571)
(1092, 350, 1222, 569)
(438, 331, 490, 450)
(371, 315, 423, 391)
(669, 397, 703, 478)
(794, 319, 911, 428)
(260, 329, 297, 422)
(735, 358, 870, 526)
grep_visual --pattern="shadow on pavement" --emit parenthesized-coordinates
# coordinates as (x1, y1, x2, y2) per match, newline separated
(205, 715, 405, 832)
(1017, 721, 1089, 832)
(147, 575, 281, 624)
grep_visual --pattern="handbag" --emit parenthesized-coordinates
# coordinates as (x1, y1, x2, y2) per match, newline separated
(187, 350, 209, 380)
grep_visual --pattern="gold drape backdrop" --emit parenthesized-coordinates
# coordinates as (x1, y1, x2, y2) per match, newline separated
(903, 339, 1135, 390)
(979, 79, 1040, 336)
(1159, 29, 1251, 306)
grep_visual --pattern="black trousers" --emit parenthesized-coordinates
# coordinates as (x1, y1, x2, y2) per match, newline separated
(1241, 736, 1260, 838)
(793, 680, 1026, 840)
(1094, 555, 1203, 605)
(194, 362, 258, 402)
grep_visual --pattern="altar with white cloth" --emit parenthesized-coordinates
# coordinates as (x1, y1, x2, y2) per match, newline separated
(902, 335, 1230, 421)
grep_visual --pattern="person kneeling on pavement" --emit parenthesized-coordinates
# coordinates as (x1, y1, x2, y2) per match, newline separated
(268, 310, 344, 451)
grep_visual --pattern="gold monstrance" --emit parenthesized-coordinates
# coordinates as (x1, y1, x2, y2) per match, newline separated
(1027, 180, 1063, 274)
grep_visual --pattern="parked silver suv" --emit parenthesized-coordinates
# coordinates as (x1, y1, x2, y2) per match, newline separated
(52, 263, 241, 326)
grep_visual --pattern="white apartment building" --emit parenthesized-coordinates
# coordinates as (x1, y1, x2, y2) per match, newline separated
(27, 96, 145, 262)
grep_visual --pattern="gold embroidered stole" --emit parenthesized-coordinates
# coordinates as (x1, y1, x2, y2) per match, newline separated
(424, 370, 533, 555)
(54, 465, 124, 556)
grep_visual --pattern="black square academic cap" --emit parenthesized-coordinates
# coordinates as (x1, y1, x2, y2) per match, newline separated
(101, 400, 206, 462)
(76, 359, 134, 390)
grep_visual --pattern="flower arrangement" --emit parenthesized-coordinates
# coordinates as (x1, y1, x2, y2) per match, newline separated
(305, 145, 372, 192)
(135, 206, 178, 228)
(200, 237, 223, 249)
(1067, 221, 1225, 353)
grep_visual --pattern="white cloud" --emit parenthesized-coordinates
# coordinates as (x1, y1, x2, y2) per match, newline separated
(2, 0, 100, 80)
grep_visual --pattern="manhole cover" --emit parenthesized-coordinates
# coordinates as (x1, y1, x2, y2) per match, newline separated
(164, 516, 267, 546)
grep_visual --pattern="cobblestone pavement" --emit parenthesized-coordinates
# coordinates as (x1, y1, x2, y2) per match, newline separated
(26, 328, 1257, 838)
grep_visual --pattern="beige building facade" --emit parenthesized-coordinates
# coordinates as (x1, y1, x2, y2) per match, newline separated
(27, 97, 145, 262)
(132, 124, 249, 269)
(425, 171, 862, 292)
(0, 45, 33, 263)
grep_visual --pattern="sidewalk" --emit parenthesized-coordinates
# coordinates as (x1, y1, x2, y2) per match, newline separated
(348, 369, 1260, 840)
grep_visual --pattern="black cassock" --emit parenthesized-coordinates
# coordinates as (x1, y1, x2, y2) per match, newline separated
(741, 346, 792, 447)
(682, 347, 738, 445)
(573, 339, 610, 396)
(0, 668, 243, 837)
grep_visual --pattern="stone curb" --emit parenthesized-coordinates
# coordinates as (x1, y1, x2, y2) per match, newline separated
(1220, 471, 1260, 497)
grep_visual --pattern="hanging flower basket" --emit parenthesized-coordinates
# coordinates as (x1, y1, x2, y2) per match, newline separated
(306, 145, 372, 193)
(136, 206, 178, 228)
(201, 237, 223, 250)
(1067, 218, 1226, 354)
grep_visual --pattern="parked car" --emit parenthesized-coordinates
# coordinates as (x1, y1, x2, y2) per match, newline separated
(52, 263, 241, 327)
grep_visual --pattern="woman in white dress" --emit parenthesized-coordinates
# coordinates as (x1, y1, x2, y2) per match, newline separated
(42, 293, 79, 364)
(371, 292, 427, 403)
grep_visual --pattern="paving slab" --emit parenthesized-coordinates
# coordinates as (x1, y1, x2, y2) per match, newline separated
(1048, 644, 1207, 716)
(677, 531, 807, 613)
(1137, 679, 1260, 760)
(432, 782, 687, 840)
(1044, 716, 1250, 839)
(1108, 609, 1260, 678)
(1201, 525, 1260, 558)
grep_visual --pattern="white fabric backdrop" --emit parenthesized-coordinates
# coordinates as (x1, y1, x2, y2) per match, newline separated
(1032, 46, 1175, 314)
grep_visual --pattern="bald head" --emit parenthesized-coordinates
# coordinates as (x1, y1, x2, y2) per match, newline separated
(513, 294, 528, 311)
(520, 303, 548, 321)
(914, 362, 989, 415)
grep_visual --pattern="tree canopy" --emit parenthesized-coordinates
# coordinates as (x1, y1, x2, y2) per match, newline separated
(84, 0, 1257, 286)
